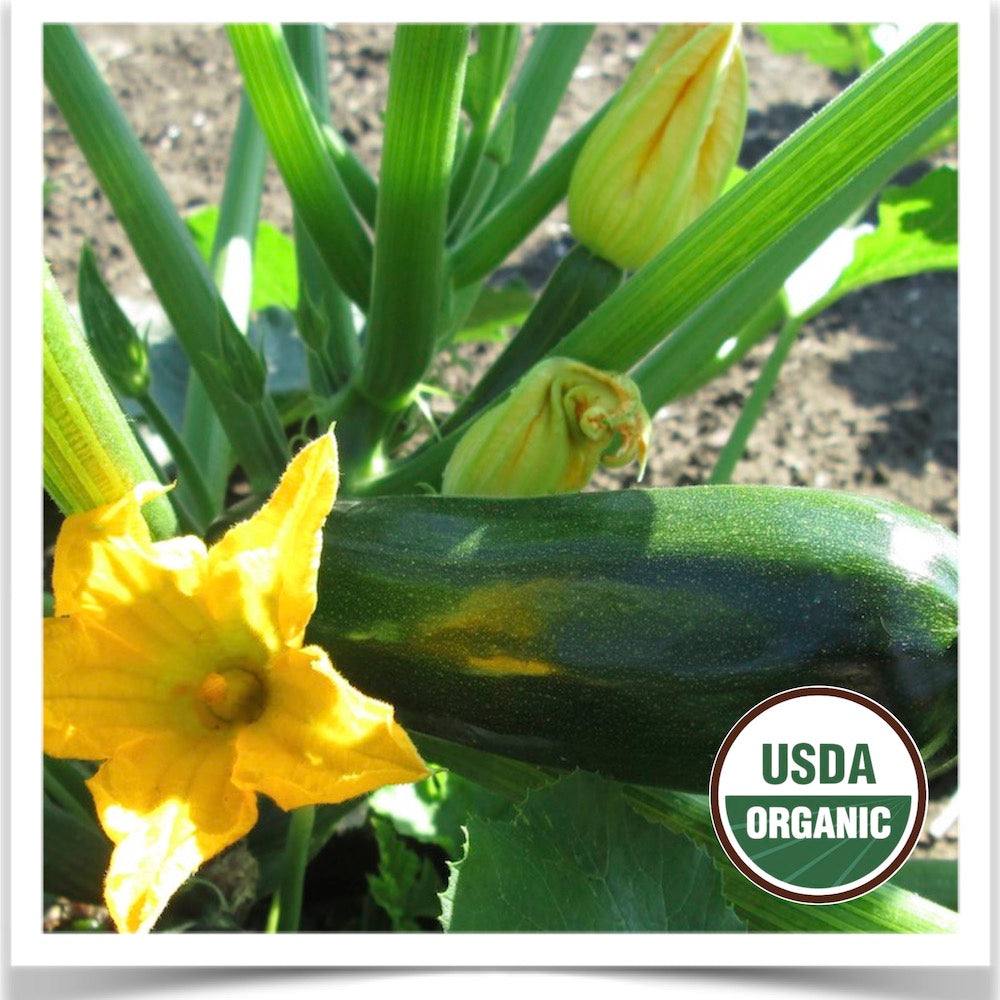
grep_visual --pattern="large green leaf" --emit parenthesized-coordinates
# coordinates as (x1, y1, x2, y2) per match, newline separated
(186, 206, 299, 313)
(440, 771, 746, 932)
(818, 166, 957, 310)
(757, 23, 882, 73)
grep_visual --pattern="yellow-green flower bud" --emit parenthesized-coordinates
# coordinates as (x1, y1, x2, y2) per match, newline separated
(568, 23, 747, 270)
(442, 358, 651, 497)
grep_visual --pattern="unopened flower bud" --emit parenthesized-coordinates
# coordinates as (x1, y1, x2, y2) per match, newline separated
(77, 242, 150, 399)
(568, 23, 747, 270)
(442, 357, 651, 497)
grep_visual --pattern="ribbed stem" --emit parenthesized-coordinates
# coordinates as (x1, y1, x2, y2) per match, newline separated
(43, 261, 177, 538)
(284, 23, 360, 392)
(347, 24, 469, 456)
(228, 23, 373, 309)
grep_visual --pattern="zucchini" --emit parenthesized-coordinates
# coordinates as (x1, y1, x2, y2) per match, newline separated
(307, 486, 957, 792)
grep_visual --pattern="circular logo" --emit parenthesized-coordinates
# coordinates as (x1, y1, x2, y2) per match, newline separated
(710, 686, 927, 904)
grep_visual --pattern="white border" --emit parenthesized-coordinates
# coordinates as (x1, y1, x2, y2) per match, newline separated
(10, 0, 993, 970)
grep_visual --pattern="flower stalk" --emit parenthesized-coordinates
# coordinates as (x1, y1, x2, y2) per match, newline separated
(266, 804, 315, 933)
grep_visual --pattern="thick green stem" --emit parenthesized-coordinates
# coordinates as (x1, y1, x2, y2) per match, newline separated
(284, 23, 360, 392)
(708, 316, 804, 484)
(266, 805, 315, 933)
(336, 24, 470, 482)
(356, 25, 470, 414)
(228, 23, 373, 309)
(44, 25, 289, 494)
(43, 261, 177, 538)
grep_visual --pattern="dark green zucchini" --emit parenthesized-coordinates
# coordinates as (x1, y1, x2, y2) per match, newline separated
(307, 487, 958, 792)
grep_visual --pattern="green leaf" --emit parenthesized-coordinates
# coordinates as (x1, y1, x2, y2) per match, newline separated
(440, 771, 746, 932)
(127, 305, 311, 435)
(367, 817, 444, 931)
(820, 166, 957, 309)
(186, 206, 298, 313)
(757, 23, 882, 74)
(371, 770, 512, 858)
(450, 279, 535, 345)
(43, 798, 111, 905)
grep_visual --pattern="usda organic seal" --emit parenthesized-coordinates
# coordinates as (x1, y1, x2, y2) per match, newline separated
(710, 686, 928, 904)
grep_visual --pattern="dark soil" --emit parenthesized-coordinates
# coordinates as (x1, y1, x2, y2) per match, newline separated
(42, 23, 959, 877)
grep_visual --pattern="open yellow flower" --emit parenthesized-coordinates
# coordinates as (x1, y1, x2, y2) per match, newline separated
(44, 429, 427, 933)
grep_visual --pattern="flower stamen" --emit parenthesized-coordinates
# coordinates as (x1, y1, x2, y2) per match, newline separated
(196, 667, 266, 726)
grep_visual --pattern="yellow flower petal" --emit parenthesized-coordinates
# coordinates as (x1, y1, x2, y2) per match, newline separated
(52, 483, 205, 618)
(44, 615, 197, 759)
(205, 431, 339, 652)
(88, 733, 257, 933)
(233, 646, 428, 811)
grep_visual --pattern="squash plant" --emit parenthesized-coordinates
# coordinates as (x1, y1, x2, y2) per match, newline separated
(42, 23, 958, 935)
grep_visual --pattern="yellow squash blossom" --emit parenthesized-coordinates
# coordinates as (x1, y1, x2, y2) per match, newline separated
(44, 430, 427, 933)
(568, 23, 747, 270)
(442, 357, 651, 497)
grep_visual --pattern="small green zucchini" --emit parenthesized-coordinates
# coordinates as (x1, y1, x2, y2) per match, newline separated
(307, 487, 957, 792)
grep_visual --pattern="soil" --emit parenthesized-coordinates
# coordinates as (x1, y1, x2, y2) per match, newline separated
(42, 23, 959, 875)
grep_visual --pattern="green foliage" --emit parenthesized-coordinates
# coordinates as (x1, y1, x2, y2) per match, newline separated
(888, 858, 958, 912)
(186, 206, 299, 312)
(758, 23, 883, 74)
(440, 771, 746, 932)
(449, 279, 534, 345)
(371, 770, 513, 858)
(367, 817, 444, 931)
(249, 798, 362, 899)
(823, 166, 957, 307)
